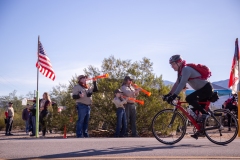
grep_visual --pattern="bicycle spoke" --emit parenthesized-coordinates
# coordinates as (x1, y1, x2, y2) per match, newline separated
(204, 109, 238, 145)
(152, 109, 186, 145)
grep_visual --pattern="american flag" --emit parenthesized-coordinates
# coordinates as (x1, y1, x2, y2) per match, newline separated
(228, 38, 239, 93)
(36, 41, 56, 81)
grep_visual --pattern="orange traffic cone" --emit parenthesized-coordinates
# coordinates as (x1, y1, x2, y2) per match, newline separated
(63, 125, 67, 138)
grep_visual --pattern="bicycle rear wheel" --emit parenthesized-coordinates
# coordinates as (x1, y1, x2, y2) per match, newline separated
(204, 109, 238, 145)
(151, 109, 186, 145)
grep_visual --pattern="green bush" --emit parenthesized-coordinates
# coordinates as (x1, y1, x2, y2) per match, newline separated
(0, 118, 5, 131)
(0, 56, 186, 137)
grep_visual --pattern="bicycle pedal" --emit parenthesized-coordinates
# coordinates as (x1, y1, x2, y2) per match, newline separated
(190, 134, 198, 140)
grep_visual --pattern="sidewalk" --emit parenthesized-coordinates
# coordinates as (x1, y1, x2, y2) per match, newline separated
(0, 130, 192, 140)
(0, 130, 73, 140)
(1, 128, 237, 140)
(0, 129, 116, 139)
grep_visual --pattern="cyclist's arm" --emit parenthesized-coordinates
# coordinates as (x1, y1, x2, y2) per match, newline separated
(169, 79, 179, 94)
(173, 68, 191, 95)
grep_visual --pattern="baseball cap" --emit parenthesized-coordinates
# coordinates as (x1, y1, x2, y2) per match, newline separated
(114, 89, 123, 94)
(8, 102, 13, 104)
(78, 75, 87, 80)
(124, 76, 133, 81)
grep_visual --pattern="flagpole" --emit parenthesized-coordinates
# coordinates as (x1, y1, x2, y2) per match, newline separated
(236, 38, 240, 138)
(238, 38, 240, 92)
(36, 36, 40, 138)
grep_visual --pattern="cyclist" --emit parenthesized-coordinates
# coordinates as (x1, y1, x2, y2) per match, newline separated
(163, 55, 214, 139)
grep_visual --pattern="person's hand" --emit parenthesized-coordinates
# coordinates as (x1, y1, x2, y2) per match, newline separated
(167, 94, 177, 104)
(137, 88, 142, 91)
(121, 95, 128, 100)
(162, 93, 172, 101)
(135, 88, 141, 94)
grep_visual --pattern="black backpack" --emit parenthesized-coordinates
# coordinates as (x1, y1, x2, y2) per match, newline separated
(208, 92, 219, 102)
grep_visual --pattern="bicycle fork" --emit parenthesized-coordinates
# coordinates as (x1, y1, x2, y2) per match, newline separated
(168, 109, 178, 128)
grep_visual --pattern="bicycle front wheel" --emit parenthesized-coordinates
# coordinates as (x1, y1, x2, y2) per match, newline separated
(204, 109, 238, 145)
(151, 109, 186, 145)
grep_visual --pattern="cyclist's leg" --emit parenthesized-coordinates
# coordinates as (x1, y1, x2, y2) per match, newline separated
(186, 83, 213, 139)
(185, 83, 212, 115)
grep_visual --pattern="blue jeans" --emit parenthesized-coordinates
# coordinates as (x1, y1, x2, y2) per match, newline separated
(76, 103, 91, 138)
(115, 108, 127, 137)
(25, 120, 29, 133)
(32, 116, 36, 135)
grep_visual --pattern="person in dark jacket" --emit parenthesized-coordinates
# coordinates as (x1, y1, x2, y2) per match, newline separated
(29, 101, 36, 136)
(22, 104, 30, 135)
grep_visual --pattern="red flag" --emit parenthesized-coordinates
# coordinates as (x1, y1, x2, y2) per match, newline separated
(36, 40, 56, 81)
(228, 38, 240, 93)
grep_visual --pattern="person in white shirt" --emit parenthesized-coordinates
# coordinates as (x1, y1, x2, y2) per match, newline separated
(5, 102, 14, 136)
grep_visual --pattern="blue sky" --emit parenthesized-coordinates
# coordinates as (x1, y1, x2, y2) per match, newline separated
(0, 0, 240, 97)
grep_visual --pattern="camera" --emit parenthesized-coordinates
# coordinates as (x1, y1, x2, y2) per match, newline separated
(87, 92, 92, 97)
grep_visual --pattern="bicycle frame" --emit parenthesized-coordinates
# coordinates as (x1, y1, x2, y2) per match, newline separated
(153, 97, 239, 145)
(173, 100, 211, 131)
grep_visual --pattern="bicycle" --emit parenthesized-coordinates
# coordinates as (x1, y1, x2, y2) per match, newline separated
(151, 96, 239, 145)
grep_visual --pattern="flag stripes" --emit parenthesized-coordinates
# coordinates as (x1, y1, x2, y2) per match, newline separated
(228, 38, 239, 93)
(36, 41, 55, 81)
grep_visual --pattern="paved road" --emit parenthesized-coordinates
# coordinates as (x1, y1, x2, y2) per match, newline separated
(1, 132, 240, 160)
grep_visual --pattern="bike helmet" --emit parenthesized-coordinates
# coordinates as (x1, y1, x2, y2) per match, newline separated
(169, 55, 182, 64)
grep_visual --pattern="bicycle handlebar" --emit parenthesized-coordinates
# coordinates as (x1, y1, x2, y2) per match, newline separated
(161, 95, 181, 106)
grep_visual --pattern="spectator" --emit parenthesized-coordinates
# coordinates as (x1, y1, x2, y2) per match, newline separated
(29, 100, 36, 136)
(22, 104, 30, 135)
(222, 94, 238, 131)
(120, 76, 141, 137)
(72, 75, 98, 138)
(47, 102, 56, 134)
(5, 102, 14, 136)
(112, 89, 128, 137)
(39, 92, 51, 137)
(222, 94, 238, 111)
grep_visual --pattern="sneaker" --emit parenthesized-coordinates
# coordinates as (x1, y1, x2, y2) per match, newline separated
(5, 133, 9, 136)
(191, 134, 198, 140)
(30, 134, 35, 136)
(190, 131, 205, 140)
(228, 128, 231, 131)
(8, 133, 14, 136)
